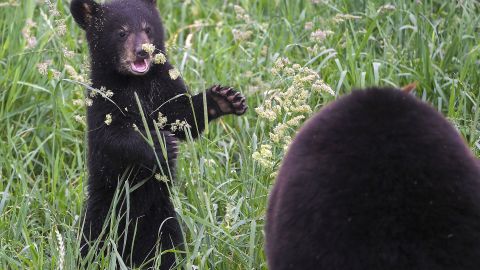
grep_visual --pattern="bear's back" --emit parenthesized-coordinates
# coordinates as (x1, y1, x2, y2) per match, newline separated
(266, 87, 480, 270)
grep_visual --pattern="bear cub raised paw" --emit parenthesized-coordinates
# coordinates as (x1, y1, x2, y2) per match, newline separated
(266, 87, 480, 270)
(70, 0, 247, 268)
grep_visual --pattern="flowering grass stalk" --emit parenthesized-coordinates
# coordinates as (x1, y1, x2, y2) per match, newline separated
(253, 58, 333, 175)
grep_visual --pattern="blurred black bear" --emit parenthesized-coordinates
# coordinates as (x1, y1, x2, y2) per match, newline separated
(266, 87, 480, 270)
(70, 0, 247, 268)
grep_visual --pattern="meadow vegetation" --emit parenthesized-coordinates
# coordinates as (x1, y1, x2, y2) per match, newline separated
(0, 0, 479, 269)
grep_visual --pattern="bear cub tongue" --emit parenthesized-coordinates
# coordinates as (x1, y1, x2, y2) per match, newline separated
(132, 59, 148, 73)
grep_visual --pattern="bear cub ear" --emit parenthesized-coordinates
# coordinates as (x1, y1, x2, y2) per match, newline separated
(70, 0, 101, 30)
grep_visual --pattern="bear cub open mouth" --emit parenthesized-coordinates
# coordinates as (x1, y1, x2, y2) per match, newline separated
(131, 58, 151, 74)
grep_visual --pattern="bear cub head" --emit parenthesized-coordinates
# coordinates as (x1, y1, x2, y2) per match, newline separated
(71, 0, 165, 76)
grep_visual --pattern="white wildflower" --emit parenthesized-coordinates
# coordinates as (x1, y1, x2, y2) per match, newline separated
(22, 19, 37, 49)
(142, 43, 156, 55)
(73, 99, 84, 106)
(273, 57, 289, 72)
(233, 5, 251, 23)
(63, 48, 74, 58)
(51, 69, 61, 79)
(310, 30, 334, 42)
(64, 64, 87, 83)
(252, 144, 274, 168)
(290, 105, 312, 114)
(270, 123, 289, 143)
(85, 98, 93, 106)
(168, 68, 180, 80)
(153, 52, 167, 64)
(157, 112, 168, 128)
(105, 90, 114, 98)
(37, 62, 49, 76)
(232, 29, 253, 42)
(55, 19, 66, 36)
(74, 115, 86, 124)
(285, 68, 295, 76)
(46, 0, 60, 17)
(170, 119, 191, 132)
(26, 37, 37, 49)
(253, 58, 331, 174)
(104, 114, 112, 125)
(298, 74, 318, 83)
(255, 105, 277, 122)
(313, 80, 334, 95)
(155, 173, 169, 183)
(286, 115, 305, 127)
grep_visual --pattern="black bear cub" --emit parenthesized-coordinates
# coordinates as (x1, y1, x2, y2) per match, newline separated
(266, 87, 480, 270)
(70, 0, 247, 268)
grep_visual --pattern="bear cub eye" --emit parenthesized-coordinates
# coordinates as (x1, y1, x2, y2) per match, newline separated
(145, 27, 151, 34)
(118, 30, 127, 38)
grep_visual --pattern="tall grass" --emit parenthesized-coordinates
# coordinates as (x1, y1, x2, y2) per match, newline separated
(0, 0, 479, 269)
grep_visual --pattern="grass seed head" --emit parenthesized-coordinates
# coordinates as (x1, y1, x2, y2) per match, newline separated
(104, 114, 112, 125)
(168, 68, 180, 80)
(154, 52, 167, 64)
(142, 43, 156, 55)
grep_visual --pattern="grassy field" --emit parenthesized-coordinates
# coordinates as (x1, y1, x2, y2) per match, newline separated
(1, 0, 479, 269)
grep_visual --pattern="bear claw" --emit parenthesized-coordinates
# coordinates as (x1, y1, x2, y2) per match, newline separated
(209, 85, 248, 116)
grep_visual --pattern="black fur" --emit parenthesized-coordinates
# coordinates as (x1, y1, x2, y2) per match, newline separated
(266, 87, 480, 270)
(70, 0, 247, 268)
